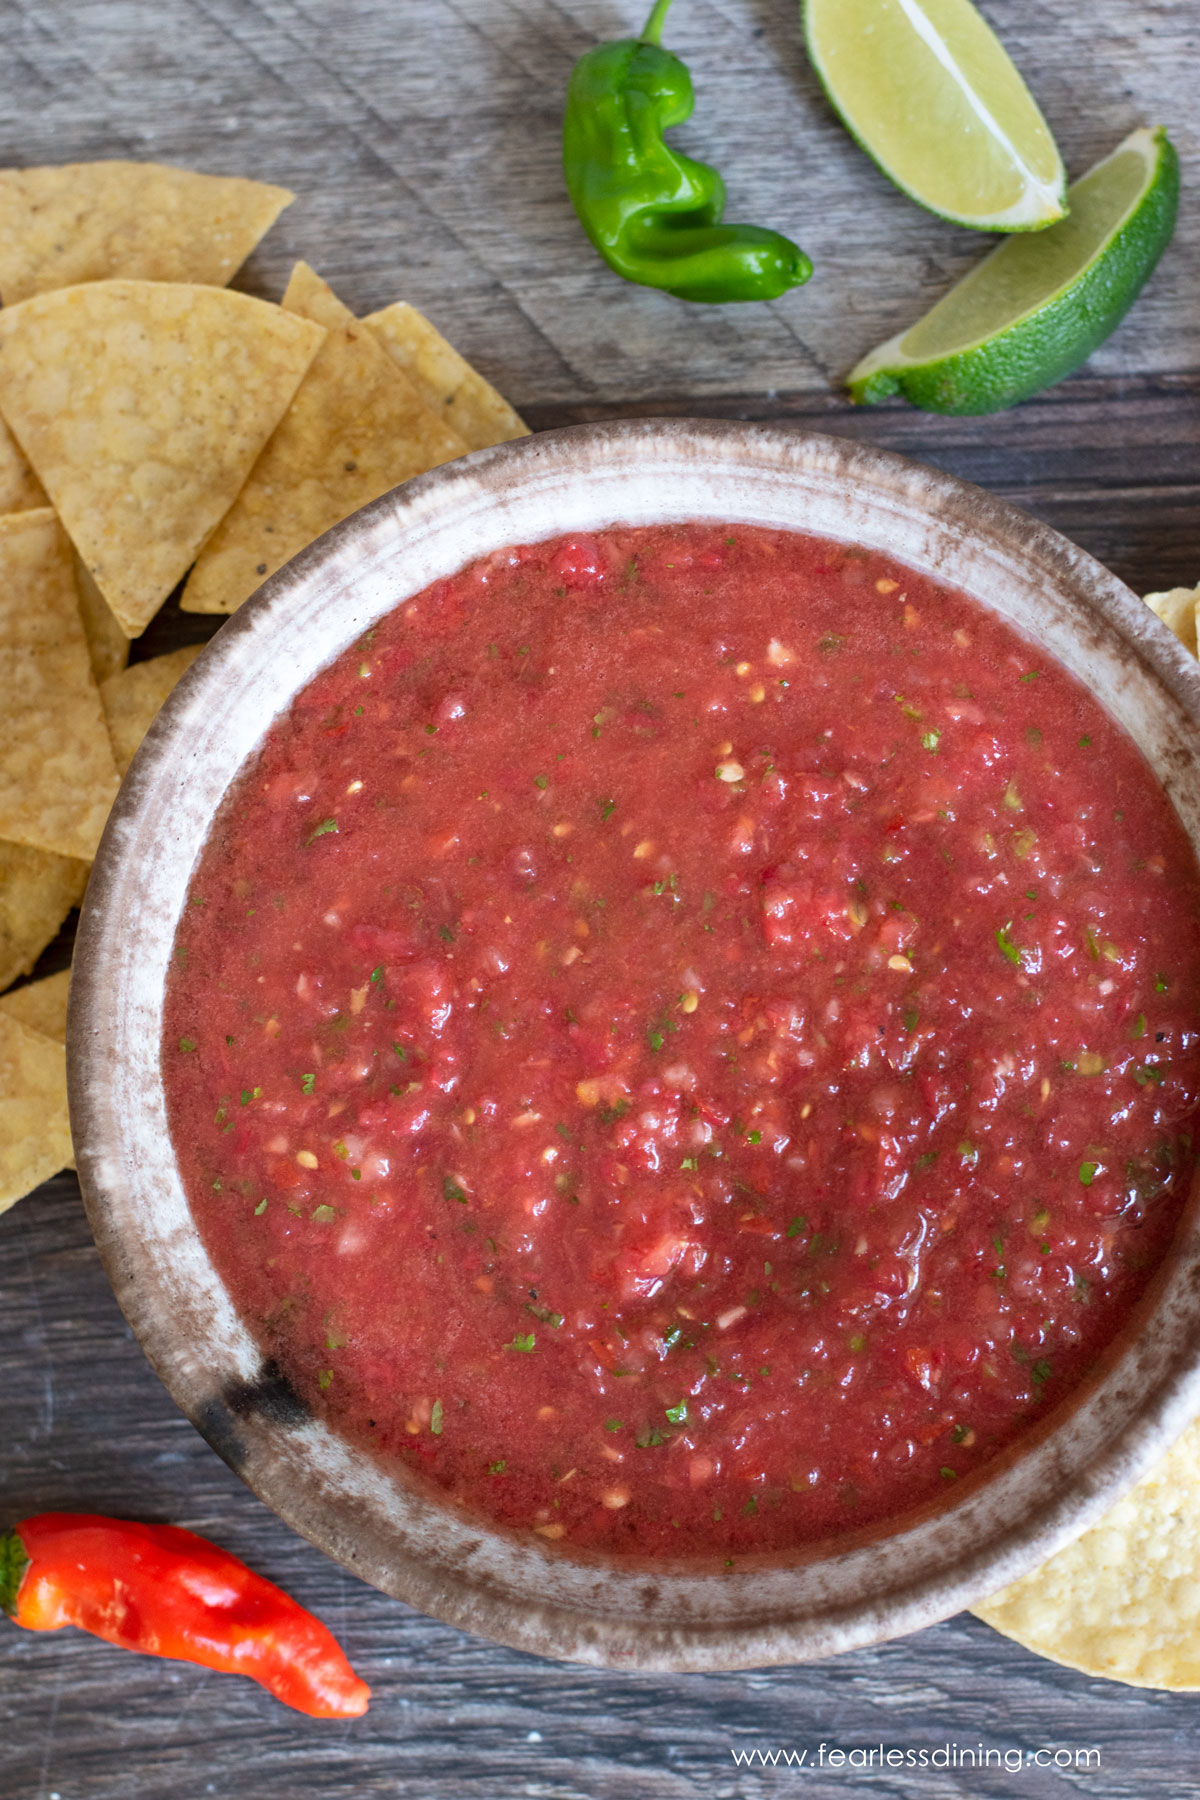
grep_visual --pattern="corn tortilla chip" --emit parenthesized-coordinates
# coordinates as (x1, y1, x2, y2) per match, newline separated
(0, 839, 87, 993)
(974, 1417, 1200, 1689)
(0, 281, 325, 636)
(0, 415, 46, 513)
(101, 644, 205, 776)
(0, 1011, 71, 1213)
(1144, 585, 1200, 656)
(0, 508, 119, 860)
(74, 551, 129, 686)
(0, 967, 69, 1042)
(0, 162, 292, 305)
(363, 301, 528, 451)
(0, 967, 72, 1167)
(181, 263, 468, 615)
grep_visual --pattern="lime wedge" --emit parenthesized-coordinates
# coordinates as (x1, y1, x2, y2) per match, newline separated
(847, 128, 1179, 415)
(803, 0, 1066, 231)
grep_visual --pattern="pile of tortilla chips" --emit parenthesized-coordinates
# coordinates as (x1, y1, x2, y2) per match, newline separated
(0, 157, 527, 1218)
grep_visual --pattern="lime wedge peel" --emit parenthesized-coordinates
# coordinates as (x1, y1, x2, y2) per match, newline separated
(847, 127, 1180, 417)
(804, 0, 1067, 232)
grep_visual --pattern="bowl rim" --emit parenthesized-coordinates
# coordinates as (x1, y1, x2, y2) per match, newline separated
(69, 417, 1200, 1671)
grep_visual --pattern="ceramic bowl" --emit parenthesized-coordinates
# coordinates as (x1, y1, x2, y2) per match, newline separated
(70, 420, 1200, 1670)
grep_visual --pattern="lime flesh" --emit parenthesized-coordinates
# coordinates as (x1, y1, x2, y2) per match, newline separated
(804, 0, 1066, 231)
(848, 127, 1180, 416)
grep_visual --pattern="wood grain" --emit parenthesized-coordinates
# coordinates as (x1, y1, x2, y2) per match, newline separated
(1, 0, 1198, 1795)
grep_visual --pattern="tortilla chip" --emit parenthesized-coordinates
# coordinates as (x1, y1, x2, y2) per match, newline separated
(101, 644, 205, 776)
(0, 839, 88, 992)
(181, 263, 468, 615)
(0, 968, 72, 1169)
(0, 508, 120, 860)
(74, 551, 129, 686)
(363, 301, 528, 451)
(0, 967, 69, 1042)
(0, 415, 46, 512)
(0, 281, 325, 636)
(0, 162, 293, 304)
(1144, 585, 1200, 656)
(974, 1416, 1200, 1689)
(0, 1012, 71, 1212)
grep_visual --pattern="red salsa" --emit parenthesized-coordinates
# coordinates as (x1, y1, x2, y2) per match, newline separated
(164, 524, 1200, 1561)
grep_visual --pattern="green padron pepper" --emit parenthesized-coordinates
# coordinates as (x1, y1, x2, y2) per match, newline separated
(562, 0, 812, 304)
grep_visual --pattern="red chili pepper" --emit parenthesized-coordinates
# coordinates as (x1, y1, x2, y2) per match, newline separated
(0, 1513, 370, 1719)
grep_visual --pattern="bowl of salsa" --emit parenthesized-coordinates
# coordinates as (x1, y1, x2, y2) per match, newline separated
(71, 420, 1200, 1669)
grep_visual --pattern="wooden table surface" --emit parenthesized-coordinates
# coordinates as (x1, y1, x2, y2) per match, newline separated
(2, 2, 1198, 1795)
